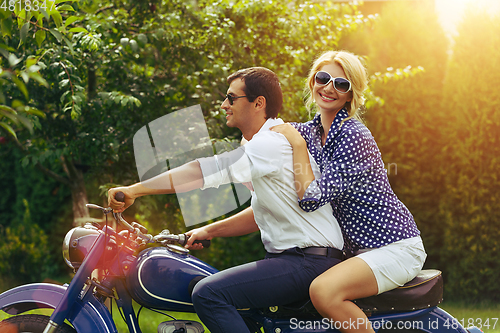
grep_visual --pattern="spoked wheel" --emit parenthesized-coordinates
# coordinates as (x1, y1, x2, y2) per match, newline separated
(0, 314, 76, 333)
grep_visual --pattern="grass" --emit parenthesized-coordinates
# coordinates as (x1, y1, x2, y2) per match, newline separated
(1, 300, 499, 332)
(110, 301, 210, 333)
(440, 301, 500, 332)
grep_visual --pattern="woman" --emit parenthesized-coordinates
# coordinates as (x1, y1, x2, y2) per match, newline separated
(271, 50, 426, 333)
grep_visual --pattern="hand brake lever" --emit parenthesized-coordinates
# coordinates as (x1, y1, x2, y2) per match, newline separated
(86, 204, 113, 214)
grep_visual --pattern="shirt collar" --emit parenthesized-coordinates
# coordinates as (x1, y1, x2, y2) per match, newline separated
(311, 108, 349, 132)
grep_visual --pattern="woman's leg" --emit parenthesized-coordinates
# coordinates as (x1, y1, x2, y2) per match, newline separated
(309, 257, 378, 333)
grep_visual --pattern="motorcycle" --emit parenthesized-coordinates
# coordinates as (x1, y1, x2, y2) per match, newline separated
(0, 193, 483, 333)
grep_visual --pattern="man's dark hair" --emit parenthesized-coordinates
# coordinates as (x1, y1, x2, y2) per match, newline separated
(227, 67, 283, 119)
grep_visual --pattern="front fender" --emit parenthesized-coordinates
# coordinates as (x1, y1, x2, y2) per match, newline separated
(0, 283, 117, 333)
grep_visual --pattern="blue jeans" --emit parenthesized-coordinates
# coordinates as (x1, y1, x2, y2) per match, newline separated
(191, 247, 341, 333)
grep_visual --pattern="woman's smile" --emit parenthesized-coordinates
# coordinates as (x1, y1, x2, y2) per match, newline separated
(313, 63, 352, 114)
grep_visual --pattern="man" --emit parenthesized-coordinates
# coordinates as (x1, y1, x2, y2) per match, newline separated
(108, 67, 343, 333)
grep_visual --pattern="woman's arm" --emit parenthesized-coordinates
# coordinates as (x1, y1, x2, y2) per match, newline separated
(271, 123, 314, 199)
(273, 122, 377, 213)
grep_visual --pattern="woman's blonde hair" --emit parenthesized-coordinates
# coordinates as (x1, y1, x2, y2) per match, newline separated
(305, 50, 368, 123)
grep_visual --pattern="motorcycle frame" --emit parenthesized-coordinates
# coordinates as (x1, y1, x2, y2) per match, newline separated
(0, 223, 481, 333)
(0, 282, 474, 333)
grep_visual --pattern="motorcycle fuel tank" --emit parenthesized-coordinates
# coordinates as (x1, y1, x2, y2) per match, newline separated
(126, 246, 218, 312)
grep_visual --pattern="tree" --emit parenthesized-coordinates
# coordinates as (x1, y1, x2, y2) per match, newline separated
(0, 8, 47, 141)
(439, 7, 500, 301)
(1, 0, 98, 224)
(2, 0, 375, 227)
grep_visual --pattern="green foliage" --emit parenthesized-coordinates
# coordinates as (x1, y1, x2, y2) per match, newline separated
(439, 8, 500, 301)
(0, 50, 47, 139)
(3, 0, 374, 189)
(0, 199, 54, 287)
(0, 0, 52, 139)
(200, 0, 376, 123)
(0, 144, 72, 288)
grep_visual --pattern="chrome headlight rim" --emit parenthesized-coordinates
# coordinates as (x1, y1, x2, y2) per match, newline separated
(62, 227, 78, 269)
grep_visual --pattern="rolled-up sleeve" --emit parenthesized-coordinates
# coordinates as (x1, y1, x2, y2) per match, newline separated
(197, 155, 223, 189)
(197, 147, 253, 189)
(298, 180, 322, 212)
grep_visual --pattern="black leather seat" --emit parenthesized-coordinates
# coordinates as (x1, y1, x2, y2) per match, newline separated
(354, 269, 443, 315)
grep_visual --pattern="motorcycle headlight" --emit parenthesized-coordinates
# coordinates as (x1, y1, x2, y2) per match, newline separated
(62, 225, 100, 270)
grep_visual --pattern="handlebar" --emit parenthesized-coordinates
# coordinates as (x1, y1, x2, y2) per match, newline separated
(115, 191, 125, 202)
(112, 191, 152, 242)
(190, 239, 211, 248)
(85, 191, 211, 249)
(154, 232, 211, 248)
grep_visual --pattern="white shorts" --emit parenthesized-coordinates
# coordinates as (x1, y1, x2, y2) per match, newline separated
(355, 236, 427, 294)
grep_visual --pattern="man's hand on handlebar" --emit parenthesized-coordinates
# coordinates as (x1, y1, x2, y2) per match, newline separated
(185, 227, 212, 250)
(108, 187, 136, 212)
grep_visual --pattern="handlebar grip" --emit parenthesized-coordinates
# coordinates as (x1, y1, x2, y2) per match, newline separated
(193, 239, 211, 248)
(115, 191, 125, 202)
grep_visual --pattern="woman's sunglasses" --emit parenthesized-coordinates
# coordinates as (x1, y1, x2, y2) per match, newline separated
(314, 71, 351, 93)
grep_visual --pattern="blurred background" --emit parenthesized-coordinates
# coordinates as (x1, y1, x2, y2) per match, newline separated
(0, 0, 499, 305)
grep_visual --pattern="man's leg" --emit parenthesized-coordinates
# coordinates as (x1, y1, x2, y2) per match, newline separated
(192, 248, 340, 333)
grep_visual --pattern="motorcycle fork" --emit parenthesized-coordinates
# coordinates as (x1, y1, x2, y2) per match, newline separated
(43, 233, 107, 333)
(115, 279, 142, 333)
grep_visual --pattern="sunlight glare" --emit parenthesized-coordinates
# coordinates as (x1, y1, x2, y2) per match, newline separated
(435, 0, 500, 36)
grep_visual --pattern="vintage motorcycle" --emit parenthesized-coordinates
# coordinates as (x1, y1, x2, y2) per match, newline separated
(0, 193, 483, 333)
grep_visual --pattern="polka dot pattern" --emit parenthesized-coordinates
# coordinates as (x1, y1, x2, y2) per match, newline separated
(292, 109, 420, 252)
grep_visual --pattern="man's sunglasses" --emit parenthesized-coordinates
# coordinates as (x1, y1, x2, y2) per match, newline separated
(225, 94, 249, 105)
(314, 71, 352, 93)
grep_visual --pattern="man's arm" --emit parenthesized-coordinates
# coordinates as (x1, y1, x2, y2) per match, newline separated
(108, 160, 204, 212)
(185, 207, 258, 248)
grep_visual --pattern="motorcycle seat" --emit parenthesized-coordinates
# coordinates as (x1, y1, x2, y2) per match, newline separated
(354, 269, 443, 314)
(262, 269, 443, 317)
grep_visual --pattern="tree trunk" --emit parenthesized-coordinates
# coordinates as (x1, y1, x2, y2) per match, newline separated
(69, 172, 90, 226)
(16, 137, 91, 226)
(61, 157, 90, 226)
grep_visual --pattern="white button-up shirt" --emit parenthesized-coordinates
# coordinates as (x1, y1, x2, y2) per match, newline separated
(197, 118, 343, 253)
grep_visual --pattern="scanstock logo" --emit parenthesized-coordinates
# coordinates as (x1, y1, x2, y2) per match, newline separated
(133, 105, 251, 226)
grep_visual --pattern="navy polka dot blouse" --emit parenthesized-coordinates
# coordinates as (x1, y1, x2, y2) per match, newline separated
(292, 109, 420, 252)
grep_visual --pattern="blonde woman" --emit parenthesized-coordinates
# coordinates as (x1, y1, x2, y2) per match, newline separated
(271, 51, 427, 333)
